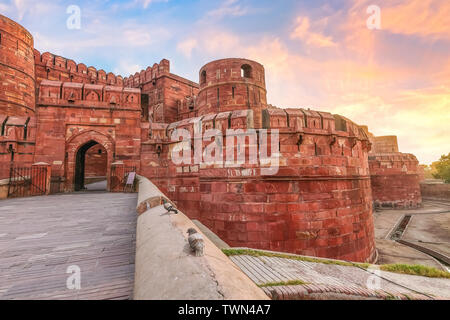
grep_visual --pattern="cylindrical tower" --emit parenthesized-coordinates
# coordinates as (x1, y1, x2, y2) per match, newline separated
(197, 58, 267, 127)
(0, 14, 36, 116)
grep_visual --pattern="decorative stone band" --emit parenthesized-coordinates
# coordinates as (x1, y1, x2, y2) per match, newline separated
(37, 80, 141, 109)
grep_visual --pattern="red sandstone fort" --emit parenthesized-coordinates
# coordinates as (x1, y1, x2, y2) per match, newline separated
(0, 15, 422, 263)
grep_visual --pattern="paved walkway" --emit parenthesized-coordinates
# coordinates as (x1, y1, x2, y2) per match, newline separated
(85, 180, 107, 191)
(0, 192, 137, 300)
(374, 200, 450, 269)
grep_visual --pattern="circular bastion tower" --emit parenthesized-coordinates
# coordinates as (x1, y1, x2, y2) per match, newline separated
(0, 14, 36, 116)
(187, 58, 378, 263)
(196, 58, 267, 127)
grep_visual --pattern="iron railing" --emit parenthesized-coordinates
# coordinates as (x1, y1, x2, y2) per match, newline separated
(8, 166, 48, 198)
(110, 166, 137, 192)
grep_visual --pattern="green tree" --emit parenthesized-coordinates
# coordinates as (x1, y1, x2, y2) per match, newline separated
(432, 153, 450, 183)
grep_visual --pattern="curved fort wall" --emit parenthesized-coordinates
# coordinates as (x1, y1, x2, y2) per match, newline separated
(140, 59, 377, 263)
(360, 127, 423, 209)
(141, 107, 376, 262)
(0, 14, 35, 116)
(369, 153, 422, 209)
(0, 15, 37, 178)
(0, 15, 378, 262)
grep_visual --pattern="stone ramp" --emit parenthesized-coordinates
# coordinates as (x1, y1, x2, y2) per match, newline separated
(229, 254, 450, 300)
(0, 192, 137, 300)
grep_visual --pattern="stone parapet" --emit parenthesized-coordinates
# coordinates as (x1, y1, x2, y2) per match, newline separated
(133, 175, 269, 300)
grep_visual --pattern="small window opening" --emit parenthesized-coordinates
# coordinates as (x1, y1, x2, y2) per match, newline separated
(23, 117, 30, 140)
(241, 64, 252, 78)
(9, 144, 14, 161)
(200, 70, 207, 85)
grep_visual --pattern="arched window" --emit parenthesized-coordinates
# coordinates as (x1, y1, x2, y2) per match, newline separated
(200, 70, 207, 85)
(241, 64, 252, 78)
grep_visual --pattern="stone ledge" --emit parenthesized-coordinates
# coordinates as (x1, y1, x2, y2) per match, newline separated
(133, 175, 269, 300)
(262, 284, 436, 300)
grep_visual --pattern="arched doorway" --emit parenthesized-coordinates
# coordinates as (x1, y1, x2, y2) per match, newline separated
(74, 141, 108, 191)
(66, 130, 114, 192)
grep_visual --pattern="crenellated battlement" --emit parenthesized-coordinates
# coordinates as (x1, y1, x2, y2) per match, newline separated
(368, 152, 422, 208)
(123, 59, 171, 87)
(34, 49, 124, 86)
(359, 124, 422, 209)
(37, 80, 141, 109)
(369, 153, 420, 175)
(145, 107, 370, 144)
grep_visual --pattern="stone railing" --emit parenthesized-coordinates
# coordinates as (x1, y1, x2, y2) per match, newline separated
(133, 175, 268, 300)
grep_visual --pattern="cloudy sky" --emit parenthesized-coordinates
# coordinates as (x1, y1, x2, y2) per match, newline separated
(1, 0, 449, 164)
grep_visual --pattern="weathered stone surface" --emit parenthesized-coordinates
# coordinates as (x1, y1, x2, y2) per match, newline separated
(3, 13, 431, 263)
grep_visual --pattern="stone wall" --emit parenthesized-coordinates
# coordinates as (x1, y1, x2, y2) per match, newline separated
(85, 144, 107, 178)
(140, 106, 376, 263)
(371, 136, 399, 153)
(34, 80, 141, 191)
(0, 15, 37, 178)
(369, 153, 422, 208)
(0, 115, 37, 179)
(420, 183, 450, 200)
(1, 16, 379, 263)
(0, 14, 35, 116)
(360, 125, 422, 209)
(123, 60, 199, 124)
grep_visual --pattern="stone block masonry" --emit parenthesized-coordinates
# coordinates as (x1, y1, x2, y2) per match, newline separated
(361, 126, 422, 209)
(0, 13, 423, 262)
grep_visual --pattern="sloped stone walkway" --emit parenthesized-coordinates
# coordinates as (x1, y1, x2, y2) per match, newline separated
(230, 254, 450, 300)
(0, 192, 137, 300)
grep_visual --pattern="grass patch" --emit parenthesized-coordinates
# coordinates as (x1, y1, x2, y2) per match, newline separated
(258, 280, 307, 288)
(222, 248, 370, 268)
(380, 264, 450, 279)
